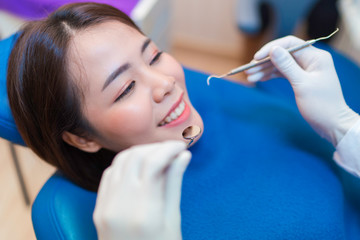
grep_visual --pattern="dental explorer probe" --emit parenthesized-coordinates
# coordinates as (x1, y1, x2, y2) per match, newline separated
(206, 28, 339, 85)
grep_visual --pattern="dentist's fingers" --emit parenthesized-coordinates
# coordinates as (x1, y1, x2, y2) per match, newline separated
(97, 149, 133, 199)
(269, 46, 306, 84)
(254, 36, 305, 60)
(245, 61, 273, 75)
(110, 149, 135, 182)
(100, 141, 187, 186)
(94, 141, 188, 240)
(142, 141, 187, 180)
(249, 72, 283, 83)
(119, 143, 163, 181)
(247, 66, 279, 83)
(95, 167, 113, 211)
(164, 150, 191, 219)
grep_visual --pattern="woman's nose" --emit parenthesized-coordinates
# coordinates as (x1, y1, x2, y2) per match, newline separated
(151, 74, 176, 103)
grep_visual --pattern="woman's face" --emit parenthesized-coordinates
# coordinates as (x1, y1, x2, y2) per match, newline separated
(68, 21, 203, 152)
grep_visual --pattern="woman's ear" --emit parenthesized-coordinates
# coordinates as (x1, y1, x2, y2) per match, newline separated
(62, 131, 102, 153)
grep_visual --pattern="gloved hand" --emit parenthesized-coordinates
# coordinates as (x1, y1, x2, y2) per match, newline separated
(246, 35, 360, 146)
(93, 141, 191, 240)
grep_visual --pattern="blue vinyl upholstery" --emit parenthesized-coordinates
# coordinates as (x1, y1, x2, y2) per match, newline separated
(0, 34, 25, 145)
(32, 172, 98, 240)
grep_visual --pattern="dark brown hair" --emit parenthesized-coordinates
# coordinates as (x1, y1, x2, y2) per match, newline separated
(7, 2, 142, 191)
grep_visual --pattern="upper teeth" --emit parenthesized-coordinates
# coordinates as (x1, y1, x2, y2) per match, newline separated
(159, 101, 185, 126)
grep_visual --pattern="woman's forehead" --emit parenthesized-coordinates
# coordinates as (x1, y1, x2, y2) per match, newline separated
(66, 21, 145, 93)
(68, 21, 144, 67)
(73, 21, 142, 47)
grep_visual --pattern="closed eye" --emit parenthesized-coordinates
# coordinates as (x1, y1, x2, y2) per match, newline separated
(150, 51, 163, 65)
(114, 80, 135, 102)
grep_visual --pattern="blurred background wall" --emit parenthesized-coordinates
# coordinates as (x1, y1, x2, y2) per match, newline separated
(170, 0, 360, 65)
(172, 0, 243, 59)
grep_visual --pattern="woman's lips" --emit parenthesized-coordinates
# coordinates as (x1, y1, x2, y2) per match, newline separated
(158, 99, 191, 127)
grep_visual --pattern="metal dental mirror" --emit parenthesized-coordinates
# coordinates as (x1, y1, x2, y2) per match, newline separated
(182, 125, 202, 146)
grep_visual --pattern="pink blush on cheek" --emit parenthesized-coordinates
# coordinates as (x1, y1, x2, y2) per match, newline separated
(103, 106, 153, 136)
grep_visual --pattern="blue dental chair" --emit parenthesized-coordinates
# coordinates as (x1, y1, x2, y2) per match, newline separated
(2, 32, 360, 239)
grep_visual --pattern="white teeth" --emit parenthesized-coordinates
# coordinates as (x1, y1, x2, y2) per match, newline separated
(175, 108, 182, 116)
(159, 100, 186, 126)
(165, 116, 172, 123)
(170, 112, 177, 120)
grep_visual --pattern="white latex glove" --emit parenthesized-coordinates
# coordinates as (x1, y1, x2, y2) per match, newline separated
(246, 36, 360, 146)
(93, 141, 191, 240)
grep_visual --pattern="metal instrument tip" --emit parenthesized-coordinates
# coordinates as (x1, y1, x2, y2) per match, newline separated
(206, 74, 228, 85)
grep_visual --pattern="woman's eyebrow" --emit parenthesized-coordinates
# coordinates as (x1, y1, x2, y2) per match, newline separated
(102, 38, 151, 92)
(102, 63, 130, 91)
(141, 38, 151, 54)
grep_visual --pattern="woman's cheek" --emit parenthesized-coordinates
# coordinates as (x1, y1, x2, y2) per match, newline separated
(105, 103, 153, 136)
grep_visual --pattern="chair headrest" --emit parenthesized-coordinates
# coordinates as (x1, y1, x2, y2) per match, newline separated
(0, 34, 25, 145)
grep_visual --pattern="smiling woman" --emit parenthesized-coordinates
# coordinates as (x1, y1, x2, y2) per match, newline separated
(65, 19, 202, 152)
(7, 2, 203, 191)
